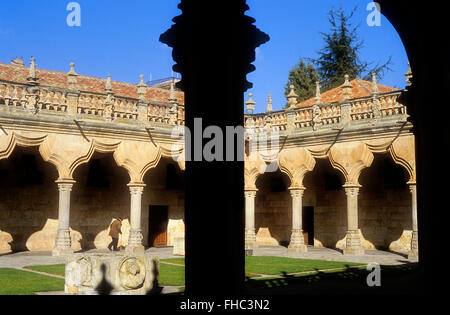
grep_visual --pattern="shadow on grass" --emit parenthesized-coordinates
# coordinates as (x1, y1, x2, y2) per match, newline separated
(244, 263, 420, 295)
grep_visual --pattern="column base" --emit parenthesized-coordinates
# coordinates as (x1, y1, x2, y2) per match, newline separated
(52, 229, 73, 257)
(288, 244, 308, 253)
(288, 229, 308, 253)
(408, 231, 419, 260)
(245, 229, 258, 250)
(343, 230, 365, 256)
(245, 240, 258, 250)
(173, 236, 185, 256)
(127, 230, 144, 254)
(343, 247, 365, 256)
(408, 250, 419, 260)
(52, 247, 74, 257)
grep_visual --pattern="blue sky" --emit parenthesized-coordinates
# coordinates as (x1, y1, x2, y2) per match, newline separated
(0, 0, 408, 113)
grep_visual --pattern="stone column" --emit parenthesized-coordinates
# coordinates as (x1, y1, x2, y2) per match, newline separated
(52, 180, 75, 256)
(126, 184, 145, 254)
(288, 189, 307, 253)
(343, 185, 364, 255)
(408, 183, 419, 259)
(244, 190, 257, 250)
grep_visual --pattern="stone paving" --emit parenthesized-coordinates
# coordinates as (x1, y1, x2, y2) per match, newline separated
(0, 246, 415, 295)
(0, 247, 179, 268)
(253, 246, 415, 265)
(0, 245, 414, 269)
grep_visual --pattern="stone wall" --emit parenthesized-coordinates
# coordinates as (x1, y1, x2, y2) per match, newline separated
(0, 150, 185, 253)
(255, 191, 291, 245)
(254, 155, 413, 251)
(0, 147, 60, 252)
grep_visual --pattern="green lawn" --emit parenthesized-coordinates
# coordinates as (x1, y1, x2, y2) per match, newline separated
(0, 268, 65, 295)
(161, 258, 185, 265)
(1, 257, 365, 294)
(245, 256, 363, 275)
(159, 263, 185, 286)
(22, 262, 187, 287)
(24, 265, 65, 277)
(161, 256, 363, 276)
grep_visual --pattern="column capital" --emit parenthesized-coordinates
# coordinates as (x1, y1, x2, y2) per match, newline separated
(289, 188, 305, 198)
(56, 179, 76, 184)
(127, 182, 146, 187)
(343, 184, 360, 197)
(409, 184, 417, 194)
(407, 181, 417, 193)
(244, 190, 257, 198)
(128, 182, 146, 195)
(56, 179, 76, 192)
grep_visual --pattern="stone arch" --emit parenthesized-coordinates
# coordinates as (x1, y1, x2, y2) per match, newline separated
(160, 144, 185, 172)
(39, 134, 122, 181)
(113, 141, 163, 184)
(327, 142, 374, 186)
(0, 143, 81, 252)
(0, 131, 48, 161)
(357, 152, 412, 252)
(71, 150, 130, 250)
(142, 154, 185, 248)
(364, 134, 416, 184)
(389, 135, 416, 184)
(244, 153, 268, 191)
(278, 148, 316, 190)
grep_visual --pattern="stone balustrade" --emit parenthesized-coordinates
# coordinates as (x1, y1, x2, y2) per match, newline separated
(244, 90, 405, 133)
(0, 79, 185, 126)
(1, 78, 404, 132)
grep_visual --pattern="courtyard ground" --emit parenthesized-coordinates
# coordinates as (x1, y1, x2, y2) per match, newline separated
(0, 246, 416, 295)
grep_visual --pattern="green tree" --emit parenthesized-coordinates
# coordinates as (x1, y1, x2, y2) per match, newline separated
(285, 58, 319, 106)
(313, 6, 392, 90)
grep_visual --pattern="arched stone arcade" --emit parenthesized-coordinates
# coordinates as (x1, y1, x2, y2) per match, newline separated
(0, 130, 186, 256)
(243, 135, 417, 257)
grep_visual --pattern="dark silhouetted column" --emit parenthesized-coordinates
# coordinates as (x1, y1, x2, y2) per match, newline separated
(160, 0, 269, 296)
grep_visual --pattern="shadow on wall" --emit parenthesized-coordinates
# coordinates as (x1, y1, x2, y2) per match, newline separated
(93, 219, 130, 250)
(358, 153, 412, 252)
(255, 170, 292, 246)
(26, 219, 82, 251)
(0, 147, 60, 253)
(303, 158, 347, 249)
(71, 152, 130, 251)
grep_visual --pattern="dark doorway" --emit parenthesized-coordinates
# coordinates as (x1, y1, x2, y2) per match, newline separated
(303, 206, 314, 246)
(148, 206, 169, 247)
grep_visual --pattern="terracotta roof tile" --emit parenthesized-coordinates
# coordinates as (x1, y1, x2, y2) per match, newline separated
(0, 61, 184, 105)
(297, 78, 400, 107)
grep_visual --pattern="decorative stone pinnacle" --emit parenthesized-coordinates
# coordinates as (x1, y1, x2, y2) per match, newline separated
(405, 62, 412, 86)
(246, 93, 256, 114)
(315, 81, 321, 104)
(137, 74, 147, 99)
(286, 85, 298, 108)
(105, 75, 112, 92)
(169, 80, 177, 104)
(343, 74, 351, 86)
(372, 72, 379, 95)
(342, 74, 353, 100)
(266, 94, 273, 113)
(138, 74, 146, 87)
(67, 62, 78, 90)
(27, 57, 37, 82)
(68, 62, 77, 76)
